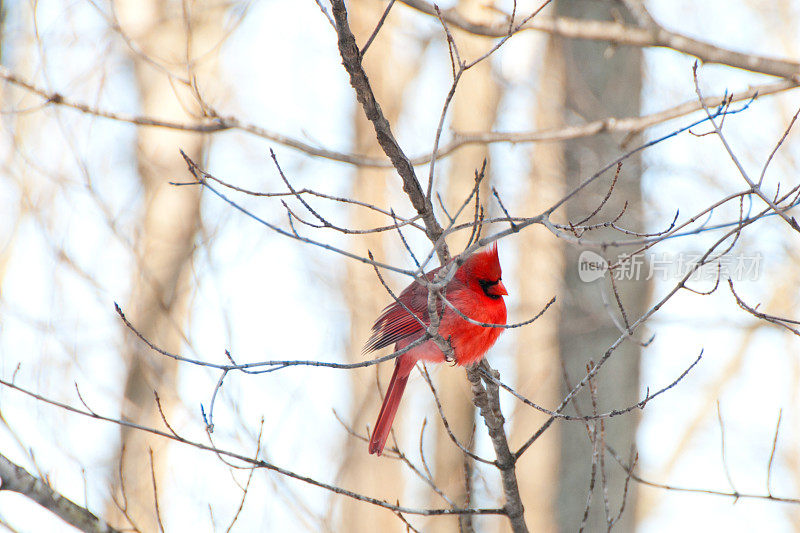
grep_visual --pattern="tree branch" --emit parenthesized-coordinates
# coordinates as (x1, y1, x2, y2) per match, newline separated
(400, 0, 800, 79)
(0, 453, 121, 533)
(1, 65, 794, 171)
(329, 0, 449, 261)
(0, 378, 503, 519)
(467, 362, 527, 533)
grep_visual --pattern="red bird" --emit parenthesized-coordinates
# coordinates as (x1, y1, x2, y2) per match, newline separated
(365, 244, 508, 455)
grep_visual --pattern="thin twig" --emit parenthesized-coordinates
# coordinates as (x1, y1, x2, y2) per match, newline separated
(360, 0, 396, 57)
(716, 401, 739, 499)
(766, 409, 783, 497)
(693, 63, 800, 232)
(148, 448, 166, 533)
(0, 377, 507, 518)
(606, 446, 800, 505)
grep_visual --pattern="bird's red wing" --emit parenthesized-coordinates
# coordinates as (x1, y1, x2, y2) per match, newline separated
(363, 275, 438, 353)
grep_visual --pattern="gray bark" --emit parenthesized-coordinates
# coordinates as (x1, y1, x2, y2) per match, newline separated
(0, 453, 120, 533)
(554, 1, 644, 531)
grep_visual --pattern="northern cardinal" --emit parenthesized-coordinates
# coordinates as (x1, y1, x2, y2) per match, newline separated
(364, 244, 508, 455)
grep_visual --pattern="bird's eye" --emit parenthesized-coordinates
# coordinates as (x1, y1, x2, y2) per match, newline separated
(478, 279, 500, 299)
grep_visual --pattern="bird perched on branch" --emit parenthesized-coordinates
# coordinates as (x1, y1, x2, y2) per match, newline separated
(365, 244, 508, 455)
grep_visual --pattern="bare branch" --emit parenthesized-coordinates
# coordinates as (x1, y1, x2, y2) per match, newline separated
(466, 361, 527, 533)
(399, 0, 800, 79)
(419, 365, 495, 465)
(517, 196, 777, 459)
(226, 420, 264, 533)
(758, 107, 800, 187)
(0, 378, 506, 518)
(330, 0, 449, 262)
(728, 279, 800, 336)
(716, 401, 739, 498)
(1, 66, 793, 170)
(360, 0, 397, 57)
(606, 446, 800, 506)
(693, 64, 800, 232)
(147, 449, 165, 533)
(766, 409, 783, 497)
(115, 301, 430, 372)
(0, 453, 121, 533)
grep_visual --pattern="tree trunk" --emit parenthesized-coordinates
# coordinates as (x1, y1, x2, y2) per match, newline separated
(508, 33, 566, 533)
(335, 3, 416, 532)
(553, 1, 644, 531)
(106, 1, 221, 531)
(431, 2, 501, 532)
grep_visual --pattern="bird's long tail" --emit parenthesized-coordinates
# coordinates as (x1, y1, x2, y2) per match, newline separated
(369, 355, 416, 455)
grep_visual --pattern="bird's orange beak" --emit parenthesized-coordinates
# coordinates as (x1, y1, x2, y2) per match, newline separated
(491, 280, 508, 296)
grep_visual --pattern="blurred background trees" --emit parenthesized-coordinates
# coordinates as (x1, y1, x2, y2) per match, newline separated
(0, 1, 798, 532)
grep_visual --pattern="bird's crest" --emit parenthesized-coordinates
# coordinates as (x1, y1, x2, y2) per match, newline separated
(461, 242, 502, 282)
